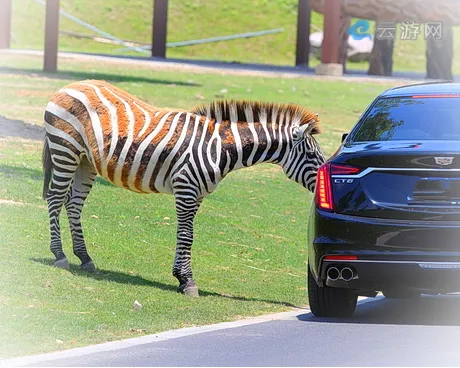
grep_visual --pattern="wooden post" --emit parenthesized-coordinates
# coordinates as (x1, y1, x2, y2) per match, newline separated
(316, 0, 343, 76)
(43, 0, 60, 72)
(295, 0, 311, 67)
(0, 0, 12, 49)
(426, 25, 454, 81)
(152, 0, 168, 58)
(339, 14, 350, 73)
(321, 0, 341, 64)
(368, 36, 395, 76)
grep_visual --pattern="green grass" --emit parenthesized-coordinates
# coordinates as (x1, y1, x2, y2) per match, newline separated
(10, 0, 460, 74)
(0, 53, 402, 359)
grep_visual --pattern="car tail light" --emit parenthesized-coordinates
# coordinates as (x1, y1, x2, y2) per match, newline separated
(324, 255, 358, 261)
(330, 163, 362, 175)
(316, 163, 333, 211)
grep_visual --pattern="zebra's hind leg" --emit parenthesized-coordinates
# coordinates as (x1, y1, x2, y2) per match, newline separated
(172, 194, 203, 297)
(64, 156, 97, 272)
(44, 150, 79, 271)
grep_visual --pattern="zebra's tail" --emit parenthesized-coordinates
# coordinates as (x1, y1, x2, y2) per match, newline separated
(42, 137, 52, 200)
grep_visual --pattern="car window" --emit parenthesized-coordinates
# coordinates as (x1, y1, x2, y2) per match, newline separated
(350, 96, 460, 142)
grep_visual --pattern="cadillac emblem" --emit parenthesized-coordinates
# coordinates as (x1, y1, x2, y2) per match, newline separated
(434, 157, 454, 166)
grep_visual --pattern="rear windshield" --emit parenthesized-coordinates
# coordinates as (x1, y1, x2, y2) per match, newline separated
(351, 96, 460, 142)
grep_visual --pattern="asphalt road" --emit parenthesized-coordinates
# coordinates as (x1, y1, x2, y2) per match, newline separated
(10, 294, 460, 367)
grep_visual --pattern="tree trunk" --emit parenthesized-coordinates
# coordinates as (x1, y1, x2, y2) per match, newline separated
(426, 25, 454, 80)
(368, 29, 395, 76)
(339, 15, 351, 73)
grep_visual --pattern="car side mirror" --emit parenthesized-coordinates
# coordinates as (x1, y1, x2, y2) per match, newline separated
(341, 133, 348, 143)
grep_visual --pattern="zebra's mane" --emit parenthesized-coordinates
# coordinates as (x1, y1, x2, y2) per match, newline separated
(190, 100, 321, 134)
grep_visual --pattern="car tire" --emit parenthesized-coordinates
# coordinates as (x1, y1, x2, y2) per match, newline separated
(308, 266, 358, 318)
(383, 289, 422, 299)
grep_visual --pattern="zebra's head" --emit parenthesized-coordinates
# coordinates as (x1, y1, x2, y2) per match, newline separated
(282, 114, 326, 193)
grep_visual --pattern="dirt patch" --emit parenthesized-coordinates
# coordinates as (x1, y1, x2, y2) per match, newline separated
(0, 115, 44, 141)
(3, 50, 419, 86)
(0, 199, 25, 206)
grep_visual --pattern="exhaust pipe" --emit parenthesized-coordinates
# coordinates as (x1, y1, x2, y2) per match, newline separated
(341, 267, 354, 282)
(327, 267, 340, 281)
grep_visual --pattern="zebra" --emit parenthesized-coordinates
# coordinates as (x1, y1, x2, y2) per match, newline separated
(42, 79, 326, 297)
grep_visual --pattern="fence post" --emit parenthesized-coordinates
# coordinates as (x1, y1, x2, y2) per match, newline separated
(316, 0, 343, 76)
(295, 0, 311, 67)
(0, 0, 12, 49)
(44, 0, 60, 72)
(152, 0, 168, 58)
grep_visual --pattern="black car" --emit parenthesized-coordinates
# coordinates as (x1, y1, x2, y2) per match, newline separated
(307, 81, 460, 317)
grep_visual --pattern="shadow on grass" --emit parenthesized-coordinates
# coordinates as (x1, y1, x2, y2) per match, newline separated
(0, 164, 114, 187)
(0, 67, 201, 87)
(30, 257, 302, 308)
(0, 164, 44, 181)
(0, 115, 45, 141)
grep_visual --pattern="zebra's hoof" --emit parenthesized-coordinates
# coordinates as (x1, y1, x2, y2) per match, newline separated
(184, 285, 199, 298)
(80, 261, 96, 273)
(179, 280, 199, 297)
(54, 258, 70, 270)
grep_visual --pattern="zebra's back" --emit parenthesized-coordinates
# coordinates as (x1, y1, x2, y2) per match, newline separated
(44, 79, 196, 194)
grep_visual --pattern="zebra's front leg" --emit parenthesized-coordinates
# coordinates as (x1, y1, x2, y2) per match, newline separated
(172, 196, 202, 297)
(65, 157, 97, 272)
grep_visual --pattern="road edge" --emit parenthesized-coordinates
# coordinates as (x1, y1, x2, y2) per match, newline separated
(0, 296, 379, 367)
(0, 307, 309, 367)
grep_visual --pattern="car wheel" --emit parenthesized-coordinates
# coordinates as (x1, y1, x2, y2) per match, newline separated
(383, 289, 422, 299)
(307, 266, 358, 318)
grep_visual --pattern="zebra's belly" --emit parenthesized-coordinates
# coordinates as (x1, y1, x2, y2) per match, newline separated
(91, 157, 175, 195)
(97, 175, 174, 195)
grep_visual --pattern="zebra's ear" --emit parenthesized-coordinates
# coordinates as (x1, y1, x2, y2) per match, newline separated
(293, 121, 314, 140)
(295, 113, 320, 138)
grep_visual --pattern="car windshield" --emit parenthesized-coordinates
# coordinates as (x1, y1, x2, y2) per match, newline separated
(351, 96, 460, 142)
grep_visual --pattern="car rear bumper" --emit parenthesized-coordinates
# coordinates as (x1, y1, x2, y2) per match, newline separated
(308, 207, 460, 293)
(319, 259, 460, 293)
